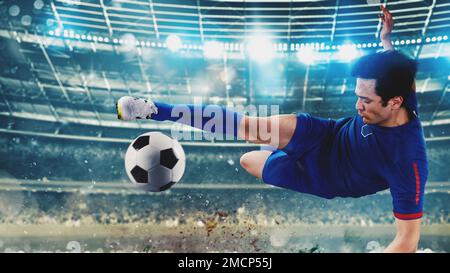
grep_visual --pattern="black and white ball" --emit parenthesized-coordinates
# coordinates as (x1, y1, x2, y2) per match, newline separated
(125, 132, 185, 192)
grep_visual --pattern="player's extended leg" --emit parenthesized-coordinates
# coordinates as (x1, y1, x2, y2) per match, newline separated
(238, 114, 297, 150)
(239, 150, 272, 179)
(116, 96, 298, 150)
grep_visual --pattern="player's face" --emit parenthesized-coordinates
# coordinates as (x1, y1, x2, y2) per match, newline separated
(354, 78, 392, 125)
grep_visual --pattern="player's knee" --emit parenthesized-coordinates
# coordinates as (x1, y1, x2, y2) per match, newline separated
(240, 152, 259, 173)
(240, 153, 261, 179)
(239, 153, 250, 170)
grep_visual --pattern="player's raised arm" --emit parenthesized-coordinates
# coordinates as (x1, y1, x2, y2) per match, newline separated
(379, 6, 418, 93)
(380, 5, 395, 51)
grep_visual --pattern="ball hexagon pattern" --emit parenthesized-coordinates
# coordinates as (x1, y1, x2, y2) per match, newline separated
(124, 132, 185, 192)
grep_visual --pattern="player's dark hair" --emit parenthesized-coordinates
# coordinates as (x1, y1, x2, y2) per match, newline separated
(351, 50, 417, 107)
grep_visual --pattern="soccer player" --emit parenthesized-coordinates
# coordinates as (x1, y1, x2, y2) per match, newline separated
(116, 6, 426, 253)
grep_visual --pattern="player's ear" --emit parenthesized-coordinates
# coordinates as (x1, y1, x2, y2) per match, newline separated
(389, 96, 403, 110)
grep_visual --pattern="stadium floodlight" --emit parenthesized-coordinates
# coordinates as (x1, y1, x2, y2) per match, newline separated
(279, 43, 284, 51)
(426, 37, 431, 43)
(444, 36, 448, 41)
(48, 30, 54, 35)
(34, 0, 44, 10)
(203, 41, 224, 59)
(337, 44, 360, 62)
(21, 15, 32, 26)
(8, 5, 20, 17)
(247, 35, 275, 63)
(275, 43, 282, 51)
(166, 35, 182, 52)
(296, 47, 316, 65)
(119, 33, 136, 51)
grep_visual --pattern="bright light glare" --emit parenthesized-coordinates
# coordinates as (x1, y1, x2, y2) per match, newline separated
(203, 41, 224, 59)
(247, 35, 274, 63)
(166, 35, 182, 52)
(337, 44, 360, 62)
(296, 47, 316, 65)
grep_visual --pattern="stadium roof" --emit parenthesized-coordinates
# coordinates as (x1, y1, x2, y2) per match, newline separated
(21, 0, 450, 43)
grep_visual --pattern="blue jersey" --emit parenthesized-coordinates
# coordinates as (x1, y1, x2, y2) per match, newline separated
(262, 93, 428, 220)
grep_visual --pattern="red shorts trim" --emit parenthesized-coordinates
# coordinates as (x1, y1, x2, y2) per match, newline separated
(394, 211, 423, 220)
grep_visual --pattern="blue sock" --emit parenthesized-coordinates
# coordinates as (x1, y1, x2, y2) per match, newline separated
(151, 102, 243, 137)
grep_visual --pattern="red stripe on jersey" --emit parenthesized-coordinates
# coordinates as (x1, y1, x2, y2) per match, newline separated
(413, 162, 420, 205)
(394, 212, 423, 220)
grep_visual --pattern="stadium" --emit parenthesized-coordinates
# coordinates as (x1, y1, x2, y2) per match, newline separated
(0, 0, 449, 253)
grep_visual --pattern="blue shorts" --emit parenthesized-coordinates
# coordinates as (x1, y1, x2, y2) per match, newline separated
(261, 113, 336, 198)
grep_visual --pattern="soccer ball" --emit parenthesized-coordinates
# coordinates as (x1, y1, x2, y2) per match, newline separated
(124, 132, 186, 192)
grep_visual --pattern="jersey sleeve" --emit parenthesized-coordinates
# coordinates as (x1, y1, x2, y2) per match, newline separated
(389, 159, 428, 220)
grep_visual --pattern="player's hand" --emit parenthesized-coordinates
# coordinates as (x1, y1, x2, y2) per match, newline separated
(379, 5, 394, 41)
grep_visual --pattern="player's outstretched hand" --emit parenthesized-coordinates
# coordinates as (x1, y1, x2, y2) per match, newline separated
(380, 5, 394, 41)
